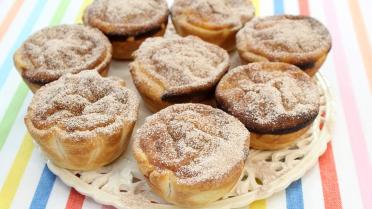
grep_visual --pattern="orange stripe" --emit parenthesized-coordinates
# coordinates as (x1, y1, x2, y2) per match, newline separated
(318, 143, 343, 209)
(65, 188, 85, 209)
(347, 0, 372, 90)
(298, 0, 309, 15)
(0, 0, 24, 41)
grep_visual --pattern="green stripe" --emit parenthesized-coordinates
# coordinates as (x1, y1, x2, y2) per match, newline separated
(49, 0, 71, 26)
(0, 83, 28, 150)
(0, 0, 72, 152)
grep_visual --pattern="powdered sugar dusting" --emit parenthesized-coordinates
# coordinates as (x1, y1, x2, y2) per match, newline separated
(131, 36, 229, 91)
(20, 25, 110, 78)
(172, 0, 255, 28)
(28, 71, 139, 139)
(216, 63, 319, 129)
(85, 0, 168, 34)
(237, 15, 331, 58)
(135, 104, 249, 184)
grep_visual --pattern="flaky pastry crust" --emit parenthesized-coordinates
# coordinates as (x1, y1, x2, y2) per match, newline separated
(133, 103, 250, 207)
(25, 71, 139, 170)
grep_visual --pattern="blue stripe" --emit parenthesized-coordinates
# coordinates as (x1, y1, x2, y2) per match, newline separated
(285, 179, 304, 209)
(0, 0, 46, 88)
(29, 165, 56, 209)
(274, 0, 285, 14)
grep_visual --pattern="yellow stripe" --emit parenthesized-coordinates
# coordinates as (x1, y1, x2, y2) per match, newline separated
(251, 0, 260, 15)
(250, 199, 267, 209)
(0, 134, 34, 209)
(75, 0, 92, 23)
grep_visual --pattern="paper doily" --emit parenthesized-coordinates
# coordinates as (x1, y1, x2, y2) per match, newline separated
(46, 71, 334, 209)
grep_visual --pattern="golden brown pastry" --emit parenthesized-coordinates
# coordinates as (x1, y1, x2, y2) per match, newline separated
(13, 24, 112, 93)
(236, 15, 332, 76)
(25, 71, 139, 170)
(215, 62, 320, 150)
(133, 103, 250, 207)
(130, 36, 230, 112)
(171, 0, 255, 51)
(83, 0, 169, 60)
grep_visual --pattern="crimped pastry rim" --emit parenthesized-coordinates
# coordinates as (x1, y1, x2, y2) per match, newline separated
(25, 74, 140, 141)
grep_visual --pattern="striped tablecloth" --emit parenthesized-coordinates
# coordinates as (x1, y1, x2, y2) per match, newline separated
(0, 0, 371, 209)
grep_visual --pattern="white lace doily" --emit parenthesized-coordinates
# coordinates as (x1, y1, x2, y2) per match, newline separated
(47, 73, 334, 209)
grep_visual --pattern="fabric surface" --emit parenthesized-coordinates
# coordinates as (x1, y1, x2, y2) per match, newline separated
(0, 0, 371, 209)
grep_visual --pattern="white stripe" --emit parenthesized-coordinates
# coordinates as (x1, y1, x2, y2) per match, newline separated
(284, 0, 300, 15)
(45, 179, 71, 209)
(82, 198, 103, 209)
(0, 0, 14, 24)
(302, 164, 325, 209)
(267, 191, 286, 209)
(259, 0, 274, 16)
(61, 0, 83, 24)
(310, 1, 365, 208)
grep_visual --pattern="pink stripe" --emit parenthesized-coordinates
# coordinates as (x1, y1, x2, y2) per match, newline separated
(322, 0, 372, 208)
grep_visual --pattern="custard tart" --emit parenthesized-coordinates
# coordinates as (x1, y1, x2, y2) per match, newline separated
(171, 0, 255, 51)
(25, 71, 139, 170)
(130, 36, 229, 112)
(236, 15, 332, 76)
(216, 62, 320, 150)
(133, 103, 250, 207)
(83, 0, 169, 60)
(14, 24, 112, 93)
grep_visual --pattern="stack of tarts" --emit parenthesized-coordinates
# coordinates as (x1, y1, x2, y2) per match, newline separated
(14, 0, 333, 208)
